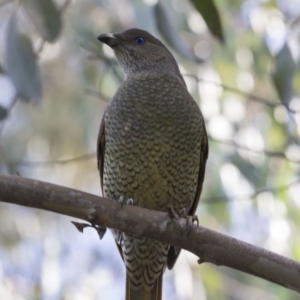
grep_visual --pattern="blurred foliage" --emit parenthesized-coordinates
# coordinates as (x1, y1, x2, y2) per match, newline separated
(0, 0, 300, 299)
(0, 106, 7, 121)
(22, 0, 62, 43)
(273, 43, 295, 106)
(5, 15, 42, 104)
(190, 0, 224, 42)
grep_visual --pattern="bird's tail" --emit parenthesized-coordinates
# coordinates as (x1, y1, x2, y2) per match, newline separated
(125, 273, 162, 300)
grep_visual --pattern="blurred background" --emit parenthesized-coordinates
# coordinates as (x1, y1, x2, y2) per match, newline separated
(0, 0, 300, 299)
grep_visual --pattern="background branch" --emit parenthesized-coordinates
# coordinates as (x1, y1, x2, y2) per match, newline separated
(12, 133, 300, 167)
(202, 178, 300, 203)
(209, 137, 300, 163)
(0, 174, 299, 293)
(184, 74, 300, 114)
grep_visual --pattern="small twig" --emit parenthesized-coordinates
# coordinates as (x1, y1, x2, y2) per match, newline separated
(85, 88, 110, 102)
(71, 220, 107, 239)
(71, 221, 91, 233)
(81, 43, 123, 82)
(15, 153, 95, 167)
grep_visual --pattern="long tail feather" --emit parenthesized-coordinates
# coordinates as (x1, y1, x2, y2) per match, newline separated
(125, 273, 162, 300)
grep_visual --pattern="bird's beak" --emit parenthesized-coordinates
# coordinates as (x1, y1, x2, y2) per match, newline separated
(97, 33, 121, 48)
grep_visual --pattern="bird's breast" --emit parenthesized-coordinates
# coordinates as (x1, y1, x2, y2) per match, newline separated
(103, 75, 204, 213)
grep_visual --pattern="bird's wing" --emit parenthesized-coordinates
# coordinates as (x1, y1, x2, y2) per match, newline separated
(167, 124, 209, 269)
(188, 126, 209, 217)
(97, 116, 125, 260)
(97, 117, 105, 192)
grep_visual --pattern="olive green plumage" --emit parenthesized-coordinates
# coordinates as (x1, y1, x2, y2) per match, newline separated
(97, 28, 208, 300)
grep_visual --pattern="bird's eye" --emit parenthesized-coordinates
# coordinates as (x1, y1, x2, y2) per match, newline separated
(134, 37, 146, 45)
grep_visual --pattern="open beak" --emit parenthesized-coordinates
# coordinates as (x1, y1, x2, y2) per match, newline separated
(97, 33, 121, 48)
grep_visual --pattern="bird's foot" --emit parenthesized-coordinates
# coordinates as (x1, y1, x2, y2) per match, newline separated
(197, 257, 205, 264)
(119, 196, 134, 208)
(186, 215, 199, 236)
(71, 213, 107, 240)
(119, 196, 124, 208)
(167, 205, 180, 220)
(179, 208, 186, 218)
(167, 206, 188, 220)
(167, 206, 199, 235)
(127, 198, 134, 205)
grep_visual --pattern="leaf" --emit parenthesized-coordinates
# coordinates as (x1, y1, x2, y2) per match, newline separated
(0, 106, 8, 121)
(272, 43, 295, 105)
(154, 3, 203, 63)
(190, 0, 224, 42)
(22, 0, 61, 43)
(4, 16, 42, 104)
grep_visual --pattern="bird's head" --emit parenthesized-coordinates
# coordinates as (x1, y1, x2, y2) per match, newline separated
(97, 28, 185, 84)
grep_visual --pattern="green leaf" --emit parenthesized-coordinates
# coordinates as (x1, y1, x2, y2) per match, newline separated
(22, 0, 61, 43)
(0, 106, 8, 121)
(272, 43, 295, 105)
(4, 16, 42, 104)
(154, 2, 203, 63)
(190, 0, 224, 42)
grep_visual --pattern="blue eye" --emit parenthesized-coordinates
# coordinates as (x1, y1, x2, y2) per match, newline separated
(134, 36, 146, 45)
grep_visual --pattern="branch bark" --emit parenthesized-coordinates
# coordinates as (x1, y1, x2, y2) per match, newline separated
(0, 174, 299, 293)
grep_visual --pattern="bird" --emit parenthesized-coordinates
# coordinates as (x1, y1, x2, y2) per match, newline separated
(97, 28, 208, 300)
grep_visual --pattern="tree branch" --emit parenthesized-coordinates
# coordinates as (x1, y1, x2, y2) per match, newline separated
(184, 74, 299, 114)
(0, 174, 299, 293)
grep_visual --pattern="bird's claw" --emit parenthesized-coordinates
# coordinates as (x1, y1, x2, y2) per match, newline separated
(179, 208, 186, 218)
(167, 205, 179, 220)
(167, 206, 199, 236)
(167, 206, 189, 221)
(119, 196, 124, 208)
(119, 196, 134, 208)
(197, 257, 204, 264)
(186, 215, 199, 236)
(192, 215, 199, 227)
(127, 198, 134, 205)
(71, 221, 91, 233)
